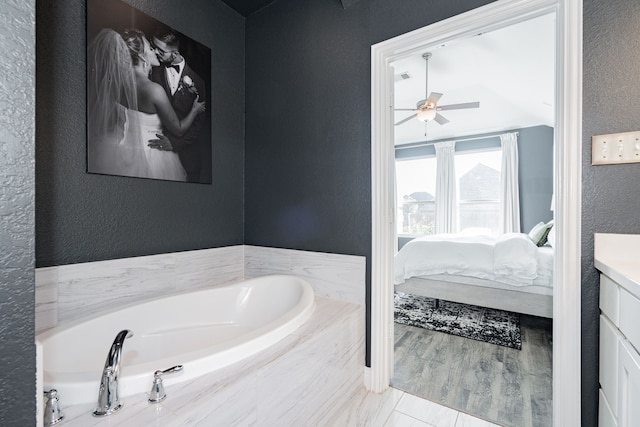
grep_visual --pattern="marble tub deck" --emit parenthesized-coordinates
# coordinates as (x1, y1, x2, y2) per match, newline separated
(59, 383, 501, 427)
(52, 294, 365, 426)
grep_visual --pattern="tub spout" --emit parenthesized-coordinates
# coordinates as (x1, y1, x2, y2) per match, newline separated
(93, 329, 133, 417)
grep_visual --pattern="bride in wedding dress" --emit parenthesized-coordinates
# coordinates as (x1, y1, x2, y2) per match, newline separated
(87, 28, 205, 181)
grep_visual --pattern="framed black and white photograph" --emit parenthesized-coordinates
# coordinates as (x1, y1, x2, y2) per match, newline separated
(87, 0, 212, 184)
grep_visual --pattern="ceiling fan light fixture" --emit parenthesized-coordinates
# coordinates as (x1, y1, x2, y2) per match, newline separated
(416, 108, 437, 122)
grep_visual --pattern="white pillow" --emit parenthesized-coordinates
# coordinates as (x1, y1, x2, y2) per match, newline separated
(528, 220, 553, 247)
(528, 222, 546, 242)
(546, 224, 555, 247)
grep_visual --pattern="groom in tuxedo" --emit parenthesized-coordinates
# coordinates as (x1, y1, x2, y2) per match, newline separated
(149, 29, 207, 182)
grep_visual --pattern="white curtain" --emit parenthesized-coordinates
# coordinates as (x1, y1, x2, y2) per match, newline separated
(434, 141, 456, 234)
(500, 132, 520, 233)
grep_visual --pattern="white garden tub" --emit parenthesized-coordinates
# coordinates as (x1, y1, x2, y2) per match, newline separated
(36, 275, 315, 406)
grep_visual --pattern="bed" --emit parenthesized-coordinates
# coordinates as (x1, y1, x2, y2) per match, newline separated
(394, 232, 554, 318)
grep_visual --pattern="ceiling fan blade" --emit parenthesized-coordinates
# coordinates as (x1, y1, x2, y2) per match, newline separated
(426, 92, 443, 104)
(438, 101, 480, 111)
(394, 108, 418, 111)
(417, 93, 444, 109)
(434, 113, 449, 125)
(394, 113, 417, 126)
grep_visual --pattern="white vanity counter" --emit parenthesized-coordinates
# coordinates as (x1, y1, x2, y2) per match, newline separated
(594, 233, 640, 427)
(594, 233, 640, 300)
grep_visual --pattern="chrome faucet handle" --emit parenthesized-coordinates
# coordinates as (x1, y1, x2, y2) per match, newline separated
(148, 365, 183, 403)
(43, 389, 65, 425)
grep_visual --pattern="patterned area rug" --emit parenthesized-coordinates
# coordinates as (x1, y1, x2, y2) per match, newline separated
(394, 292, 522, 349)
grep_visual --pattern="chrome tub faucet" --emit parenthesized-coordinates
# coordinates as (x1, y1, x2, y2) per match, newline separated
(93, 329, 133, 417)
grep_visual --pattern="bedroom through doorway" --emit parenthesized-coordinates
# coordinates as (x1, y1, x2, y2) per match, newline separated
(389, 12, 556, 427)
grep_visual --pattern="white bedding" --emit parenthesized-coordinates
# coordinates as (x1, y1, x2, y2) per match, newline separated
(394, 233, 553, 288)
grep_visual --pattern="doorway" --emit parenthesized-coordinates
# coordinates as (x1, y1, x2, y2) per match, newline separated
(370, 1, 582, 426)
(389, 13, 555, 426)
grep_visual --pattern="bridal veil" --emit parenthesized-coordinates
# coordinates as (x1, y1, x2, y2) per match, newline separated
(87, 28, 149, 178)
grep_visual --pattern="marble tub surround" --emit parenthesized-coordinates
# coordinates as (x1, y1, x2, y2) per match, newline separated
(36, 246, 368, 424)
(38, 275, 315, 407)
(245, 245, 366, 304)
(35, 246, 244, 332)
(34, 266, 59, 332)
(54, 295, 365, 426)
(36, 245, 365, 332)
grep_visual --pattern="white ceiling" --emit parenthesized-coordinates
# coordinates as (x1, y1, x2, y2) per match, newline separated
(392, 13, 556, 146)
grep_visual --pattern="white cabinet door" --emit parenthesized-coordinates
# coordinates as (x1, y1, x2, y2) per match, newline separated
(617, 339, 640, 427)
(601, 315, 619, 415)
(600, 274, 620, 325)
(599, 389, 618, 427)
(619, 287, 640, 352)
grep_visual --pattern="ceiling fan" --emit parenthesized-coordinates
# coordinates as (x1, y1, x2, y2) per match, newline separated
(394, 52, 480, 126)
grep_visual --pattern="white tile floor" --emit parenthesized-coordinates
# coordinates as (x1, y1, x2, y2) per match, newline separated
(334, 387, 502, 427)
(384, 392, 501, 427)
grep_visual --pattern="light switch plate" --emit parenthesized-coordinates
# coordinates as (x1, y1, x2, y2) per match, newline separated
(592, 131, 640, 165)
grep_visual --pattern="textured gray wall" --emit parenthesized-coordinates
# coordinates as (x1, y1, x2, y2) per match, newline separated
(243, 0, 494, 381)
(36, 0, 245, 268)
(583, 0, 640, 423)
(0, 1, 36, 425)
(245, 0, 496, 256)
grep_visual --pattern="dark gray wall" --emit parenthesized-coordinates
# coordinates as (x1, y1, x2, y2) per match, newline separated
(244, 0, 495, 379)
(36, 0, 245, 268)
(583, 0, 640, 424)
(0, 2, 36, 424)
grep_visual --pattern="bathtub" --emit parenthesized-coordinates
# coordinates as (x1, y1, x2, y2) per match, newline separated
(36, 274, 315, 406)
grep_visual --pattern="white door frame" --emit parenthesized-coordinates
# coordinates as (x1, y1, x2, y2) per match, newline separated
(370, 0, 583, 425)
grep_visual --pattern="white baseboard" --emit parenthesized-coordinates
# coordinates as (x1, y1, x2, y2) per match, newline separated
(363, 366, 372, 390)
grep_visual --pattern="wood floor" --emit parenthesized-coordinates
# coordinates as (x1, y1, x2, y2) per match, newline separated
(391, 314, 552, 427)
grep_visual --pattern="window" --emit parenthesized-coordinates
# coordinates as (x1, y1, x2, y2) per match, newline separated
(395, 157, 437, 236)
(395, 147, 502, 236)
(455, 149, 502, 235)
